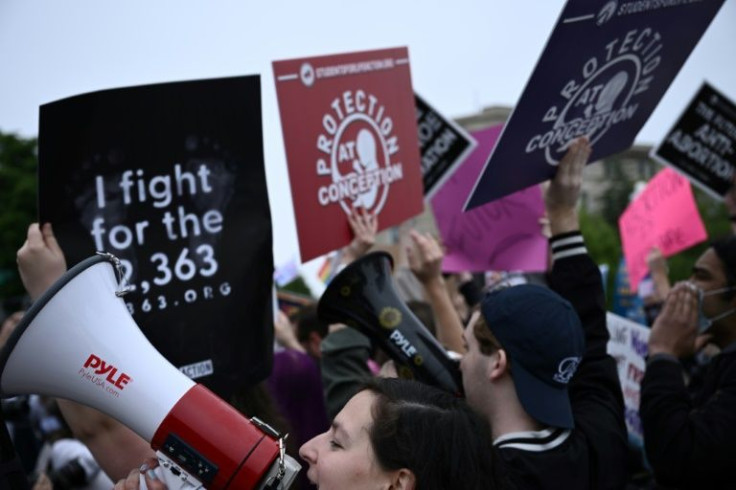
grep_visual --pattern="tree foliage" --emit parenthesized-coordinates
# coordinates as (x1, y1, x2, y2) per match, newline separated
(600, 161, 636, 229)
(579, 207, 620, 305)
(0, 131, 38, 300)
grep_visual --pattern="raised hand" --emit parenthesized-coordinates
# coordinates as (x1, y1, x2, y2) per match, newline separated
(342, 206, 378, 264)
(407, 229, 443, 285)
(544, 137, 591, 235)
(648, 281, 701, 358)
(17, 222, 67, 300)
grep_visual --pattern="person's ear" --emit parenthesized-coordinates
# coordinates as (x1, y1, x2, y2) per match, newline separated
(389, 468, 416, 490)
(488, 348, 509, 381)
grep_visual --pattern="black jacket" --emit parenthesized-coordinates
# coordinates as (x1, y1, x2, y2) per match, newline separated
(494, 232, 628, 490)
(641, 344, 736, 489)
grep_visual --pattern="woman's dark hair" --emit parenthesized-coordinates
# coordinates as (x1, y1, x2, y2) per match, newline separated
(362, 377, 497, 489)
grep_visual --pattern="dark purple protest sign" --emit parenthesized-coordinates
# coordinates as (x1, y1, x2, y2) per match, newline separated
(38, 76, 273, 399)
(466, 0, 726, 210)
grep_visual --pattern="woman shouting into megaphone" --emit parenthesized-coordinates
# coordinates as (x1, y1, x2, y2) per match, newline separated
(113, 378, 496, 490)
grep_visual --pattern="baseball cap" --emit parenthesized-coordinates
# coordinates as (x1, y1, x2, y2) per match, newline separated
(480, 284, 585, 429)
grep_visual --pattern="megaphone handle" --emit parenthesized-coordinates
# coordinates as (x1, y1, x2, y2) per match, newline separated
(138, 451, 300, 489)
(137, 453, 205, 490)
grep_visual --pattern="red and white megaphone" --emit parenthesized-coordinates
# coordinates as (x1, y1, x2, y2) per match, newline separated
(0, 253, 300, 489)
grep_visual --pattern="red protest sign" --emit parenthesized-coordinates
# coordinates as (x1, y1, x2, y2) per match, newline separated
(619, 166, 707, 292)
(274, 47, 424, 262)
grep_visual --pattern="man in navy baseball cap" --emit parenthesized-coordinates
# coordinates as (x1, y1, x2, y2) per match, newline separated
(479, 284, 584, 429)
(460, 138, 627, 489)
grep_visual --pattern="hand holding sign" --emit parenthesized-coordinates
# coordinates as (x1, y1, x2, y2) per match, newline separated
(273, 48, 424, 262)
(545, 137, 591, 235)
(17, 223, 67, 301)
(343, 207, 378, 264)
(407, 230, 443, 285)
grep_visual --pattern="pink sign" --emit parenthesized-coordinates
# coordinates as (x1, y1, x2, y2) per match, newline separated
(619, 166, 707, 292)
(273, 47, 424, 262)
(431, 125, 547, 273)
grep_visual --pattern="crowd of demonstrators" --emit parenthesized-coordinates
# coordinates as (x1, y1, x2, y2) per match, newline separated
(14, 223, 498, 489)
(11, 211, 494, 489)
(8, 137, 736, 490)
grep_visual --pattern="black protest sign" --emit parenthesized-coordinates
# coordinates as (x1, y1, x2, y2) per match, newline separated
(415, 94, 476, 199)
(651, 82, 736, 200)
(39, 76, 273, 399)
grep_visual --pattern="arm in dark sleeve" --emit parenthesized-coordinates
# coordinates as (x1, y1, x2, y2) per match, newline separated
(546, 232, 624, 406)
(319, 328, 373, 420)
(546, 232, 609, 357)
(640, 355, 736, 487)
(546, 232, 628, 489)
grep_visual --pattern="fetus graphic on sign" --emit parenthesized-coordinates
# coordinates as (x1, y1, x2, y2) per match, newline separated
(342, 128, 379, 209)
(317, 94, 406, 216)
(588, 71, 628, 118)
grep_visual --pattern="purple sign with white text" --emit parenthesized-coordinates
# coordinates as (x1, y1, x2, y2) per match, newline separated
(466, 0, 726, 209)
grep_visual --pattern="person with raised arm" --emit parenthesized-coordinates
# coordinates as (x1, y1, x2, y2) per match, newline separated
(459, 137, 628, 489)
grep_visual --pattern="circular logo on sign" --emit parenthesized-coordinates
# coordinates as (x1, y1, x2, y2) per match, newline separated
(548, 60, 637, 164)
(379, 306, 402, 329)
(315, 90, 404, 217)
(525, 28, 663, 166)
(300, 63, 315, 87)
(334, 117, 389, 214)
